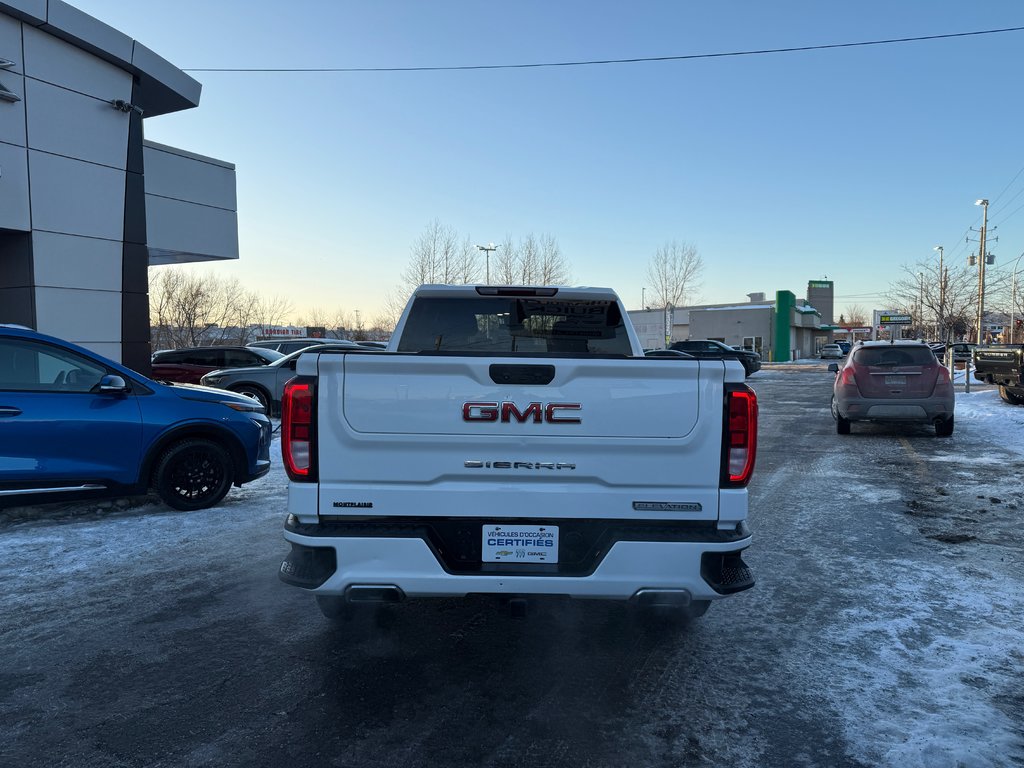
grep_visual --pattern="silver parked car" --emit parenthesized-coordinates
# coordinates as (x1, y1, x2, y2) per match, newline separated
(828, 340, 955, 436)
(819, 343, 844, 359)
(201, 342, 378, 414)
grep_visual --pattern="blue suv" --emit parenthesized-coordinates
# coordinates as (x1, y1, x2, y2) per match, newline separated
(0, 326, 272, 511)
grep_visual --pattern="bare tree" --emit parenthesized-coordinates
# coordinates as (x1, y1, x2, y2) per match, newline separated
(645, 241, 703, 309)
(149, 268, 239, 349)
(450, 237, 482, 285)
(295, 306, 352, 338)
(399, 223, 570, 294)
(149, 267, 293, 349)
(537, 233, 571, 285)
(492, 234, 519, 285)
(402, 220, 472, 291)
(488, 232, 571, 285)
(885, 260, 983, 342)
(842, 304, 867, 326)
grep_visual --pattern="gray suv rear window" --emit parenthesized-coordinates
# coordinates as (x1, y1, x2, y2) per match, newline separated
(853, 347, 936, 366)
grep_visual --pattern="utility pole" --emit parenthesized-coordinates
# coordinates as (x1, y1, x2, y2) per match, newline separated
(475, 242, 499, 284)
(934, 245, 944, 342)
(974, 199, 989, 344)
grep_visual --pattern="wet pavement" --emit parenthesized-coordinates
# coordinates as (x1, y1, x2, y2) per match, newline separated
(1, 367, 1022, 767)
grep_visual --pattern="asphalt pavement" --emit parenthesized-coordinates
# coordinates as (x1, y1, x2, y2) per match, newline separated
(1, 366, 1022, 768)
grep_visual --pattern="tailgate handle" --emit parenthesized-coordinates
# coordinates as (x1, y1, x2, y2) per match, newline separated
(489, 364, 555, 385)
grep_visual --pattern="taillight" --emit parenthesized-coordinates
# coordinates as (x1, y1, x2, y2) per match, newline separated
(721, 385, 757, 488)
(935, 364, 953, 392)
(282, 377, 316, 482)
(839, 367, 857, 387)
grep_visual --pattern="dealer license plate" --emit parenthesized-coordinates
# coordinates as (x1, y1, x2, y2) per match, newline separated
(885, 375, 906, 386)
(482, 524, 559, 563)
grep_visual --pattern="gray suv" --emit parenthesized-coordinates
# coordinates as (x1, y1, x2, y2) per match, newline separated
(829, 340, 955, 436)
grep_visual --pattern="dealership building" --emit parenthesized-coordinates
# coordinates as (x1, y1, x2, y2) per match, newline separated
(0, 0, 238, 373)
(630, 280, 838, 361)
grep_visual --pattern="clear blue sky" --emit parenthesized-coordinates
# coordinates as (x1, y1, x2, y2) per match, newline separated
(75, 0, 1024, 320)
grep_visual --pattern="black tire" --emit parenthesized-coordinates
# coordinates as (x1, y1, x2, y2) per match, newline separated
(230, 384, 270, 413)
(998, 386, 1024, 405)
(832, 396, 851, 434)
(935, 415, 954, 437)
(153, 438, 234, 511)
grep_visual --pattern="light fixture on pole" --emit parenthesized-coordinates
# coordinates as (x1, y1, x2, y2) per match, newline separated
(475, 242, 499, 284)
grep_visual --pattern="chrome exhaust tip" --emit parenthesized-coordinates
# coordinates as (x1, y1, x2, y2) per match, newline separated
(632, 588, 694, 608)
(345, 585, 405, 603)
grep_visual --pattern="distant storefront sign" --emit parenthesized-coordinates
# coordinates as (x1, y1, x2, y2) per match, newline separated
(879, 314, 912, 325)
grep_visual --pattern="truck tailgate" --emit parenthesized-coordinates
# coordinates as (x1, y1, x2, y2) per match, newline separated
(313, 354, 725, 522)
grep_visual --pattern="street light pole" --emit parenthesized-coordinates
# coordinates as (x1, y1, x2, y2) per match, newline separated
(933, 245, 944, 341)
(475, 242, 499, 284)
(974, 199, 989, 344)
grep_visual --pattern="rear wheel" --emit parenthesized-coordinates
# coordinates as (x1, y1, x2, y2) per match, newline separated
(935, 415, 955, 437)
(832, 396, 851, 434)
(998, 385, 1024, 405)
(153, 438, 233, 510)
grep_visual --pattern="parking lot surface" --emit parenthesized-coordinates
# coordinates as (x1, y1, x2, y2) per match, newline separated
(2, 366, 1022, 767)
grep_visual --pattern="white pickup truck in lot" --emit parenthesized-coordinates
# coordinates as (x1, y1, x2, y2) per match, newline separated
(278, 285, 757, 621)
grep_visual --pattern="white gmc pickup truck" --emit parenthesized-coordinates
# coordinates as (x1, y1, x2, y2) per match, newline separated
(279, 285, 756, 621)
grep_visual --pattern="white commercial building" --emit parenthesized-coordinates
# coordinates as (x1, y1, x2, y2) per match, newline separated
(0, 0, 238, 373)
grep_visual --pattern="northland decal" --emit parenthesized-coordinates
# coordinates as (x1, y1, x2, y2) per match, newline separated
(0, 58, 20, 103)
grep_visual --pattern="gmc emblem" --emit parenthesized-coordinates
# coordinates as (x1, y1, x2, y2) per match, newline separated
(462, 401, 582, 424)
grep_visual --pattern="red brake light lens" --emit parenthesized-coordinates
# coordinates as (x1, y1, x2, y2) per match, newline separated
(839, 367, 857, 387)
(282, 378, 315, 481)
(722, 386, 758, 487)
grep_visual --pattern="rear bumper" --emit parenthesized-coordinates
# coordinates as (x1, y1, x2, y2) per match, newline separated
(280, 517, 753, 601)
(974, 366, 1022, 387)
(838, 395, 953, 422)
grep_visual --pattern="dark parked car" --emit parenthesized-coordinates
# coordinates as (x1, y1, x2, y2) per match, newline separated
(151, 346, 282, 384)
(828, 340, 955, 436)
(0, 326, 272, 510)
(669, 339, 761, 376)
(201, 341, 378, 414)
(249, 338, 335, 355)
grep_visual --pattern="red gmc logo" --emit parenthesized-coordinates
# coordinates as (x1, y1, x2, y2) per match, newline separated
(462, 401, 582, 424)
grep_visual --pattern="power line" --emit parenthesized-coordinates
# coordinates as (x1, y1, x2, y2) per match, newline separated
(990, 161, 1024, 209)
(990, 180, 1024, 221)
(182, 25, 1024, 73)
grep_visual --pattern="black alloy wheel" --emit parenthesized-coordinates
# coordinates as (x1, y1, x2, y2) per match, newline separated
(154, 438, 233, 511)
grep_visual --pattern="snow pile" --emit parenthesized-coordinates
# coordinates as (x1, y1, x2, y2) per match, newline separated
(955, 388, 1024, 458)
